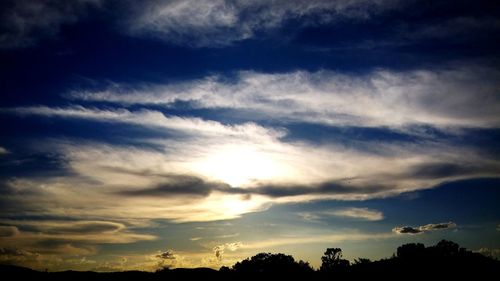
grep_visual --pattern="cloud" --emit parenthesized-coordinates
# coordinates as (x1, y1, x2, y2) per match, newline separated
(238, 231, 395, 250)
(3, 103, 500, 223)
(157, 250, 175, 260)
(0, 147, 8, 155)
(68, 66, 500, 129)
(298, 207, 383, 222)
(7, 105, 286, 140)
(0, 218, 156, 271)
(156, 249, 177, 269)
(408, 162, 499, 179)
(0, 245, 100, 271)
(392, 226, 422, 234)
(213, 242, 242, 261)
(2, 0, 496, 49)
(116, 174, 229, 197)
(392, 221, 457, 234)
(330, 207, 384, 221)
(0, 0, 101, 48)
(477, 248, 500, 259)
(0, 219, 156, 244)
(418, 222, 458, 231)
(126, 0, 401, 47)
(0, 225, 19, 237)
(0, 0, 402, 49)
(2, 66, 500, 226)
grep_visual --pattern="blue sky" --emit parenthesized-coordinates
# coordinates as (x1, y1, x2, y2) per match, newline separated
(0, 0, 499, 271)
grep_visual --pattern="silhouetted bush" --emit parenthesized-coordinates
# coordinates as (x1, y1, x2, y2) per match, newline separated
(396, 242, 426, 259)
(232, 252, 313, 275)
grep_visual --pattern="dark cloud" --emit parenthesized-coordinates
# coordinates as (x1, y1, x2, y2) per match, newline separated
(156, 249, 176, 269)
(0, 0, 100, 48)
(408, 162, 498, 179)
(393, 222, 457, 234)
(115, 172, 390, 199)
(214, 245, 223, 261)
(117, 174, 230, 197)
(392, 226, 423, 234)
(157, 250, 175, 260)
(246, 182, 388, 198)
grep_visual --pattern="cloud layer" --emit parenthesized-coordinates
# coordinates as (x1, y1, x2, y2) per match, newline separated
(392, 222, 457, 234)
(69, 66, 500, 129)
(127, 0, 401, 47)
(2, 0, 497, 49)
(4, 66, 500, 225)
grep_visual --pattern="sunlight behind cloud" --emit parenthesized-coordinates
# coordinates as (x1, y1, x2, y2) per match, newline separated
(191, 144, 289, 187)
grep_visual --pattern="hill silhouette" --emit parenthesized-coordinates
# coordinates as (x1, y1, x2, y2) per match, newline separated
(1, 240, 498, 280)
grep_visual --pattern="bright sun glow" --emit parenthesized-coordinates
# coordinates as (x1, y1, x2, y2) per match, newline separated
(193, 144, 285, 187)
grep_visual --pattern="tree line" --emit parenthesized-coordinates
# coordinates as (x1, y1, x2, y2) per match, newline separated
(1, 240, 498, 280)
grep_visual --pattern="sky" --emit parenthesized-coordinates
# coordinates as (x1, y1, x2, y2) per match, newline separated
(0, 0, 499, 272)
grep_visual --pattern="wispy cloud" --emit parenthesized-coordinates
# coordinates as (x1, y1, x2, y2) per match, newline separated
(299, 207, 384, 222)
(68, 66, 500, 129)
(392, 221, 457, 234)
(330, 207, 384, 221)
(127, 0, 401, 47)
(238, 231, 395, 250)
(0, 0, 401, 49)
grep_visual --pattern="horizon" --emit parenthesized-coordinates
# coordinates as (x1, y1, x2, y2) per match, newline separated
(1, 0, 499, 272)
(0, 239, 497, 273)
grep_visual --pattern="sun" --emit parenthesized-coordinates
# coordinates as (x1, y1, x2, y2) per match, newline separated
(192, 144, 284, 187)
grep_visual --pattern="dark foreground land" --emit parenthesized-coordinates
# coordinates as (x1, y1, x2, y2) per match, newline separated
(1, 240, 499, 280)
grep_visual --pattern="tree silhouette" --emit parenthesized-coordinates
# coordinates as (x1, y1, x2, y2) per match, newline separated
(320, 248, 350, 272)
(353, 258, 371, 265)
(232, 253, 313, 274)
(433, 239, 460, 257)
(396, 242, 425, 260)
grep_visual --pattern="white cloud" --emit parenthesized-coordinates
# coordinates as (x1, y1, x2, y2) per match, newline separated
(299, 207, 383, 221)
(8, 105, 285, 141)
(127, 0, 401, 47)
(69, 66, 500, 129)
(238, 231, 395, 250)
(330, 207, 384, 221)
